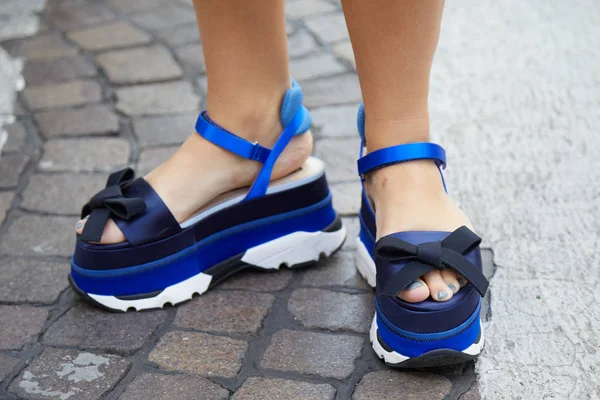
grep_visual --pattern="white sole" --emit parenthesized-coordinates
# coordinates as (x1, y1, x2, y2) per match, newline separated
(87, 226, 346, 312)
(355, 237, 376, 287)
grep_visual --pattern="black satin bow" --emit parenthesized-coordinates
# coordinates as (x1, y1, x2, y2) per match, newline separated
(375, 226, 489, 297)
(80, 168, 146, 242)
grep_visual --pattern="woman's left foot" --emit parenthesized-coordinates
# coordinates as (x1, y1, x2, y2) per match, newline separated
(366, 159, 473, 303)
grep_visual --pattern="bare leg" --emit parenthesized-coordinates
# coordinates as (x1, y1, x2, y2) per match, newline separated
(76, 0, 312, 243)
(341, 0, 470, 302)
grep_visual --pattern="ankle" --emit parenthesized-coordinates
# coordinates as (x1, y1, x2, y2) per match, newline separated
(365, 115, 430, 151)
(206, 84, 288, 147)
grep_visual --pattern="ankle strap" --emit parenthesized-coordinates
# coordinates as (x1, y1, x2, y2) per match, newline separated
(196, 112, 272, 163)
(357, 142, 447, 177)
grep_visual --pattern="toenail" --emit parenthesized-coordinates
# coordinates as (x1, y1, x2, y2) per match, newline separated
(407, 281, 423, 290)
(437, 290, 448, 300)
(75, 221, 84, 229)
(448, 283, 457, 292)
(457, 277, 465, 285)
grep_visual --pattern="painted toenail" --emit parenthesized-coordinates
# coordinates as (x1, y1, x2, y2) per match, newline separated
(437, 290, 448, 300)
(448, 283, 457, 292)
(457, 277, 465, 285)
(407, 281, 423, 290)
(75, 221, 84, 229)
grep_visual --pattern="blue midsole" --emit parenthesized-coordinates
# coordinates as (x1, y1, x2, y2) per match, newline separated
(72, 194, 337, 296)
(376, 301, 482, 357)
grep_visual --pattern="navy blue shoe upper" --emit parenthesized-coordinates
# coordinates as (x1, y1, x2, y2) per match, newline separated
(356, 103, 489, 334)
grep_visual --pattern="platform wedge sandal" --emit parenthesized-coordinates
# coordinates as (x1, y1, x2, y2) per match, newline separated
(353, 104, 489, 368)
(69, 81, 346, 312)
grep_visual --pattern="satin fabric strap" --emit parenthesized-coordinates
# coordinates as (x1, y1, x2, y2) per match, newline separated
(195, 111, 271, 163)
(375, 226, 489, 297)
(80, 168, 146, 243)
(245, 105, 305, 200)
(357, 142, 447, 177)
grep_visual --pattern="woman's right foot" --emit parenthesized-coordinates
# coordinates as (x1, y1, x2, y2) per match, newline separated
(76, 99, 313, 244)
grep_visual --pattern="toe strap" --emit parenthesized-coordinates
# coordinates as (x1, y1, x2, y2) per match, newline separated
(375, 226, 489, 297)
(80, 168, 181, 246)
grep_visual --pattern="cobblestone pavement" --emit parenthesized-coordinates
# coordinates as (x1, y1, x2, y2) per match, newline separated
(2, 0, 595, 399)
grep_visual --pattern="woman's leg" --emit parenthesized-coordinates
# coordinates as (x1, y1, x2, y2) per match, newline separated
(341, 0, 470, 302)
(76, 0, 312, 242)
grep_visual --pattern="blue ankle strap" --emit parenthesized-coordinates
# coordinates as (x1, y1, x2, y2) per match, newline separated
(357, 142, 446, 176)
(196, 112, 272, 163)
(195, 80, 310, 201)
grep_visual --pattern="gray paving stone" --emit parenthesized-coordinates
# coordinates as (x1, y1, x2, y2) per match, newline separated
(4, 121, 27, 153)
(288, 30, 318, 58)
(0, 191, 13, 224)
(133, 112, 195, 147)
(13, 101, 25, 116)
(149, 331, 248, 378)
(0, 215, 73, 257)
(302, 74, 361, 108)
(68, 21, 152, 51)
(108, 0, 171, 14)
(304, 13, 349, 43)
(331, 182, 361, 215)
(175, 291, 274, 334)
(352, 371, 452, 400)
(9, 348, 130, 400)
(48, 4, 115, 31)
(218, 268, 293, 292)
(0, 305, 48, 350)
(460, 384, 482, 400)
(44, 303, 167, 354)
(116, 81, 200, 116)
(234, 377, 336, 400)
(156, 23, 200, 48)
(131, 5, 197, 31)
(0, 154, 29, 189)
(97, 45, 183, 84)
(0, 258, 69, 304)
(314, 137, 361, 182)
(333, 40, 355, 69)
(285, 0, 337, 18)
(260, 330, 363, 379)
(36, 105, 119, 138)
(288, 288, 373, 333)
(311, 105, 359, 138)
(0, 354, 20, 382)
(23, 80, 102, 110)
(23, 56, 96, 86)
(21, 173, 105, 214)
(290, 53, 346, 81)
(39, 138, 130, 172)
(120, 373, 229, 400)
(5, 33, 78, 60)
(300, 250, 370, 289)
(137, 146, 177, 175)
(341, 217, 360, 250)
(175, 43, 206, 73)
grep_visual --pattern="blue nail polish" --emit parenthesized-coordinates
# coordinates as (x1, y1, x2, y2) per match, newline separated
(407, 281, 423, 290)
(448, 283, 457, 292)
(457, 277, 465, 285)
(437, 290, 448, 300)
(75, 221, 83, 229)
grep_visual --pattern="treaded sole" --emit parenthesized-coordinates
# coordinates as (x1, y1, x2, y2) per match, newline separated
(70, 217, 346, 312)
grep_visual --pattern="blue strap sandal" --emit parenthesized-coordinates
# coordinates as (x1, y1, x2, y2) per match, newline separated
(353, 104, 489, 368)
(70, 81, 346, 312)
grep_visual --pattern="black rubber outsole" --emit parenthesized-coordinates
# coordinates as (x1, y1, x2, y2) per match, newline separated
(69, 217, 346, 313)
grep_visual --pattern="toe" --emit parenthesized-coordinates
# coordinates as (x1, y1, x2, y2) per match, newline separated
(75, 218, 127, 244)
(397, 278, 430, 303)
(441, 269, 460, 294)
(423, 270, 453, 302)
(456, 273, 467, 288)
